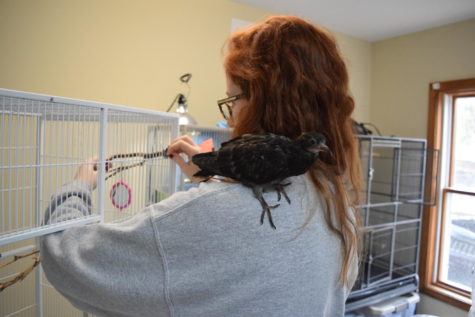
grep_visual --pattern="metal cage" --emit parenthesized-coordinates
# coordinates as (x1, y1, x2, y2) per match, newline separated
(0, 88, 179, 316)
(346, 135, 427, 312)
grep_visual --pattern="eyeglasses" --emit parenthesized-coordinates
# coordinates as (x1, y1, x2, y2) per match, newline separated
(217, 94, 245, 120)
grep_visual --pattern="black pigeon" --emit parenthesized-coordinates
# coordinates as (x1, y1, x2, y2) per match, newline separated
(192, 132, 330, 229)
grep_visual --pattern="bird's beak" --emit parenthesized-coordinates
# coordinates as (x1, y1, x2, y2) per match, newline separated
(311, 144, 332, 156)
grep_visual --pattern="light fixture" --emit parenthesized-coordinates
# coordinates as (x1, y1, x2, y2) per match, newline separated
(166, 74, 197, 125)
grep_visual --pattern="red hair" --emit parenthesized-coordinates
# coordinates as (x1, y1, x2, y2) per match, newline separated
(224, 16, 362, 287)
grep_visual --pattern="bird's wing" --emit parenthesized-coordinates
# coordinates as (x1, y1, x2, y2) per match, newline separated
(191, 152, 221, 177)
(220, 135, 291, 184)
(193, 133, 294, 184)
(219, 135, 243, 148)
(219, 133, 270, 149)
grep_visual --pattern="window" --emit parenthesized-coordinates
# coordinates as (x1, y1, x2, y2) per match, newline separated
(420, 78, 475, 310)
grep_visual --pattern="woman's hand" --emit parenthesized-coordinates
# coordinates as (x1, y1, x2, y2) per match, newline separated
(74, 158, 112, 190)
(74, 158, 99, 190)
(167, 136, 204, 183)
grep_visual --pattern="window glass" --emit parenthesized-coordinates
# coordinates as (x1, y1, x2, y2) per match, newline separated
(452, 97, 475, 190)
(440, 192, 475, 292)
(439, 96, 475, 293)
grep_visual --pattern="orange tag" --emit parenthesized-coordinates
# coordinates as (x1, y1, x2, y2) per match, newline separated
(199, 138, 214, 152)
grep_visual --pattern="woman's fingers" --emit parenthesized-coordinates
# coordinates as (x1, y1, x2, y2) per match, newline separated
(167, 137, 203, 182)
(92, 157, 112, 172)
(177, 135, 195, 146)
(75, 158, 99, 190)
(168, 135, 195, 148)
(170, 151, 201, 181)
(170, 153, 187, 170)
(167, 139, 201, 158)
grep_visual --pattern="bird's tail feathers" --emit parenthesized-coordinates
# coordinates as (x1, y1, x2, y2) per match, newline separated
(192, 153, 218, 168)
(193, 169, 214, 177)
(192, 152, 220, 177)
(192, 151, 216, 161)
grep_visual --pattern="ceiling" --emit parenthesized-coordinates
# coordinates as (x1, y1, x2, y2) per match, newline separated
(232, 0, 475, 42)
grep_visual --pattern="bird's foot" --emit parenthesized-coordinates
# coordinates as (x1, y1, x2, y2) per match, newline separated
(257, 195, 278, 230)
(199, 176, 214, 183)
(253, 186, 279, 229)
(260, 206, 278, 230)
(273, 182, 291, 204)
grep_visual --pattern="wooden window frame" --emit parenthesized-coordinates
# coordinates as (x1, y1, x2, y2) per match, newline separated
(420, 78, 475, 311)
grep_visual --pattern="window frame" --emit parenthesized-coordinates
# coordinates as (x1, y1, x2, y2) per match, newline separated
(420, 78, 475, 311)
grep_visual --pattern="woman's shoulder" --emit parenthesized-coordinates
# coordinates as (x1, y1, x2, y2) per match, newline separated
(149, 180, 245, 220)
(149, 174, 314, 222)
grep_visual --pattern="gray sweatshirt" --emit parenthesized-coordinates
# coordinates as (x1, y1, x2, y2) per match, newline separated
(40, 174, 353, 317)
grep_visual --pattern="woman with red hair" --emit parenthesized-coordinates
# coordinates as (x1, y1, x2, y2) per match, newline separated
(41, 16, 361, 316)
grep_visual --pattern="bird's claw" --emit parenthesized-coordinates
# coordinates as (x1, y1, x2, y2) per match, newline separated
(260, 207, 277, 230)
(253, 186, 281, 229)
(256, 195, 278, 230)
(274, 182, 291, 204)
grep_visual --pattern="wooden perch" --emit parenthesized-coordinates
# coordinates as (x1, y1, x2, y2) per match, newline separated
(0, 249, 41, 292)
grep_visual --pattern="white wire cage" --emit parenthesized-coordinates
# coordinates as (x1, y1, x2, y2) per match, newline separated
(0, 88, 180, 316)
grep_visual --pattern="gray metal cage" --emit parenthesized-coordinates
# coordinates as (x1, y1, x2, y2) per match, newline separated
(347, 135, 428, 311)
